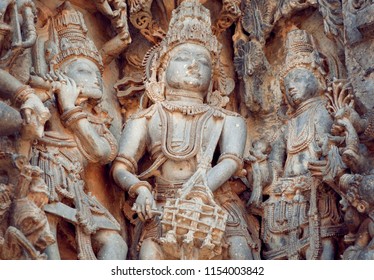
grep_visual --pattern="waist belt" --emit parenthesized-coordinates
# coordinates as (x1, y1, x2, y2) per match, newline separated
(154, 183, 183, 201)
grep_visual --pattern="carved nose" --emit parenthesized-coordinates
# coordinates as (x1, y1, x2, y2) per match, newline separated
(187, 60, 199, 71)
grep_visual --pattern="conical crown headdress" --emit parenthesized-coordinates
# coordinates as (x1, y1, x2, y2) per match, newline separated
(158, 0, 221, 60)
(47, 1, 103, 72)
(280, 29, 327, 84)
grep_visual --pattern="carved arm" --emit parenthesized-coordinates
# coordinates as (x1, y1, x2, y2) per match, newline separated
(207, 115, 247, 192)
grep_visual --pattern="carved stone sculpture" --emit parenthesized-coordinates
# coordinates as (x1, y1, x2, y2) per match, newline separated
(112, 0, 259, 260)
(28, 1, 127, 260)
(0, 0, 54, 260)
(260, 29, 344, 260)
(311, 80, 374, 260)
(0, 152, 55, 260)
(0, 0, 50, 148)
(0, 0, 374, 261)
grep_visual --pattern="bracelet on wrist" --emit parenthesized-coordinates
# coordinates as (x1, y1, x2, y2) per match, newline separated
(60, 106, 87, 127)
(14, 85, 34, 108)
(128, 181, 152, 198)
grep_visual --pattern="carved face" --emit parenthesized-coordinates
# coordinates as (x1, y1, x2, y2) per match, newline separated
(283, 68, 319, 107)
(62, 58, 103, 101)
(165, 43, 212, 96)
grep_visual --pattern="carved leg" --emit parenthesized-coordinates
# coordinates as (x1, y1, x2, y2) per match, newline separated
(44, 213, 61, 260)
(92, 229, 128, 260)
(227, 236, 254, 260)
(139, 238, 164, 260)
(320, 238, 336, 260)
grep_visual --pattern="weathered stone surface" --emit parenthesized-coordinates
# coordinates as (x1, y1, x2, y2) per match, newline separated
(0, 0, 373, 260)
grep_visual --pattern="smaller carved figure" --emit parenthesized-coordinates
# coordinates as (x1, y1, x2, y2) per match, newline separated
(0, 0, 49, 143)
(326, 117, 374, 260)
(317, 85, 374, 259)
(92, 0, 131, 64)
(234, 40, 271, 114)
(0, 153, 55, 260)
(245, 139, 272, 207)
(261, 29, 344, 260)
(30, 1, 127, 260)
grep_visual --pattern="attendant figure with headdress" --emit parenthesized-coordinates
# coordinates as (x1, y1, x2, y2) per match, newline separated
(30, 1, 128, 260)
(261, 29, 345, 260)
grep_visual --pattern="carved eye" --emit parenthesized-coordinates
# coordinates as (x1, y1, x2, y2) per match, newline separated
(174, 55, 189, 62)
(198, 58, 210, 67)
(78, 68, 92, 75)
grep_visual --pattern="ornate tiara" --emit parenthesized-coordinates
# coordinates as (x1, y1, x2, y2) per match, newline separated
(47, 1, 103, 72)
(280, 29, 327, 82)
(157, 0, 221, 60)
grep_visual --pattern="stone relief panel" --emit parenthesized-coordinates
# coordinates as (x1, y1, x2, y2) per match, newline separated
(0, 0, 373, 260)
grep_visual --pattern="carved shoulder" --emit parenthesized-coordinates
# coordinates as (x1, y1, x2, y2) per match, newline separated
(213, 107, 243, 118)
(128, 104, 158, 121)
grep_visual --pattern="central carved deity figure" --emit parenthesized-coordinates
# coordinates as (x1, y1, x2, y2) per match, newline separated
(112, 0, 259, 260)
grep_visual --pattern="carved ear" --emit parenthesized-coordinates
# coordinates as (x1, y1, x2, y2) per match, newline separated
(145, 81, 165, 103)
(207, 90, 229, 107)
(142, 44, 161, 82)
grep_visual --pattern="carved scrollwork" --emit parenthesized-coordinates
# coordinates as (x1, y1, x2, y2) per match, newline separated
(212, 0, 241, 36)
(128, 0, 166, 44)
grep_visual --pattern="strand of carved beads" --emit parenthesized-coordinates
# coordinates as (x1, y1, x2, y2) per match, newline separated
(128, 181, 153, 198)
(363, 110, 374, 139)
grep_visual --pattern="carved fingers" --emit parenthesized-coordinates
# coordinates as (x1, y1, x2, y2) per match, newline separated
(0, 184, 13, 206)
(51, 71, 79, 112)
(19, 93, 50, 139)
(132, 189, 157, 222)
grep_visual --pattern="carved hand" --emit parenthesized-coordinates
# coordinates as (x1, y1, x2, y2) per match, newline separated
(131, 186, 156, 222)
(52, 72, 80, 113)
(0, 184, 12, 207)
(333, 105, 367, 135)
(20, 94, 50, 139)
